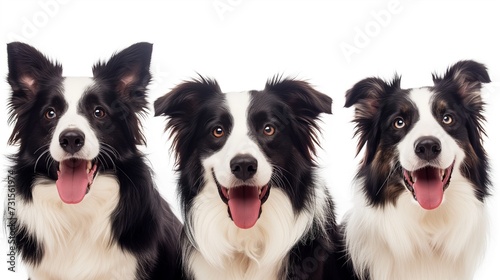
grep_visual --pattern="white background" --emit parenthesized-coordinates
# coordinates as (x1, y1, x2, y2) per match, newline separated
(0, 0, 498, 279)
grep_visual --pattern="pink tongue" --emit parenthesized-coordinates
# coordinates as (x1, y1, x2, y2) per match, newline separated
(228, 186, 261, 229)
(413, 167, 444, 210)
(56, 160, 89, 204)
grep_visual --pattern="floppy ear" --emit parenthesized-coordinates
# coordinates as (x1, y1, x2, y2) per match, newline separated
(154, 75, 222, 119)
(345, 76, 401, 159)
(7, 42, 63, 144)
(154, 76, 222, 167)
(433, 60, 491, 165)
(92, 42, 153, 113)
(264, 76, 332, 158)
(265, 76, 332, 116)
(432, 60, 491, 97)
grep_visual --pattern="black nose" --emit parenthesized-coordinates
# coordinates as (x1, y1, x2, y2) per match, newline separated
(230, 154, 258, 181)
(414, 136, 441, 161)
(59, 129, 85, 154)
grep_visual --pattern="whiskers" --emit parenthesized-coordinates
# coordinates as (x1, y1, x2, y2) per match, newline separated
(269, 165, 303, 199)
(269, 165, 289, 189)
(97, 143, 118, 171)
(33, 145, 55, 174)
(375, 164, 401, 196)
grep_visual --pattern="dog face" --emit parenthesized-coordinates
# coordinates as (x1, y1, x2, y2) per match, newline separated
(7, 42, 152, 204)
(155, 76, 331, 229)
(345, 61, 490, 209)
(201, 91, 274, 229)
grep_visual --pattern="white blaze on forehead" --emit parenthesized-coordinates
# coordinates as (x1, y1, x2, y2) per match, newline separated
(49, 77, 100, 161)
(397, 88, 462, 170)
(204, 91, 273, 188)
(226, 91, 251, 150)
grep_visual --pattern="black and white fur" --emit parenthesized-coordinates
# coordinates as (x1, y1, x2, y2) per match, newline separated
(343, 61, 491, 280)
(5, 42, 182, 279)
(154, 76, 352, 279)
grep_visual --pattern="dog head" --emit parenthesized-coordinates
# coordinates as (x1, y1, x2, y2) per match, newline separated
(345, 61, 490, 209)
(7, 42, 152, 204)
(155, 76, 331, 229)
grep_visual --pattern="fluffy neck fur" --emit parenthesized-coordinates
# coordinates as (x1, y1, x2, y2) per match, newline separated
(345, 171, 487, 280)
(183, 179, 330, 280)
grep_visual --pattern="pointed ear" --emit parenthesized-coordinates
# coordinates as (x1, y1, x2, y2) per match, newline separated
(7, 42, 63, 145)
(344, 76, 400, 156)
(92, 42, 153, 111)
(7, 42, 63, 99)
(432, 60, 490, 96)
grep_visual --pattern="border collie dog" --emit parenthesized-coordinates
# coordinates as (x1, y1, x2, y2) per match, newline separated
(154, 77, 350, 279)
(343, 61, 491, 280)
(5, 42, 182, 279)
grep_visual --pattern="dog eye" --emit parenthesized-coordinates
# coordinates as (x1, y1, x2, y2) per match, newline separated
(263, 124, 275, 136)
(212, 126, 225, 138)
(442, 114, 453, 125)
(94, 107, 106, 119)
(393, 117, 405, 129)
(44, 108, 57, 120)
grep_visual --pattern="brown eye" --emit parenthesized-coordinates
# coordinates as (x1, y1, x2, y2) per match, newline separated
(442, 114, 453, 125)
(393, 117, 405, 129)
(44, 108, 57, 120)
(94, 107, 106, 119)
(263, 124, 275, 136)
(213, 126, 225, 138)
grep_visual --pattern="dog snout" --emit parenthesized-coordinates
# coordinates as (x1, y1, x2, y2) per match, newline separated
(59, 129, 85, 154)
(414, 136, 441, 161)
(230, 154, 258, 181)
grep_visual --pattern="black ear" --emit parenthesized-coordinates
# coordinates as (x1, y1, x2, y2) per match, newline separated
(345, 76, 400, 157)
(265, 76, 332, 116)
(264, 76, 332, 158)
(92, 42, 153, 112)
(7, 42, 63, 144)
(7, 42, 62, 103)
(154, 75, 222, 119)
(433, 60, 491, 169)
(154, 76, 222, 167)
(432, 60, 491, 96)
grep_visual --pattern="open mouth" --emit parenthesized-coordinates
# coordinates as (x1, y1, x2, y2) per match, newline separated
(56, 159, 98, 204)
(212, 170, 270, 229)
(403, 161, 454, 210)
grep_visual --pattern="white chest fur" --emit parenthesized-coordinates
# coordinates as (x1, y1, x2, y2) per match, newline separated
(186, 183, 328, 280)
(345, 174, 487, 280)
(16, 175, 137, 280)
